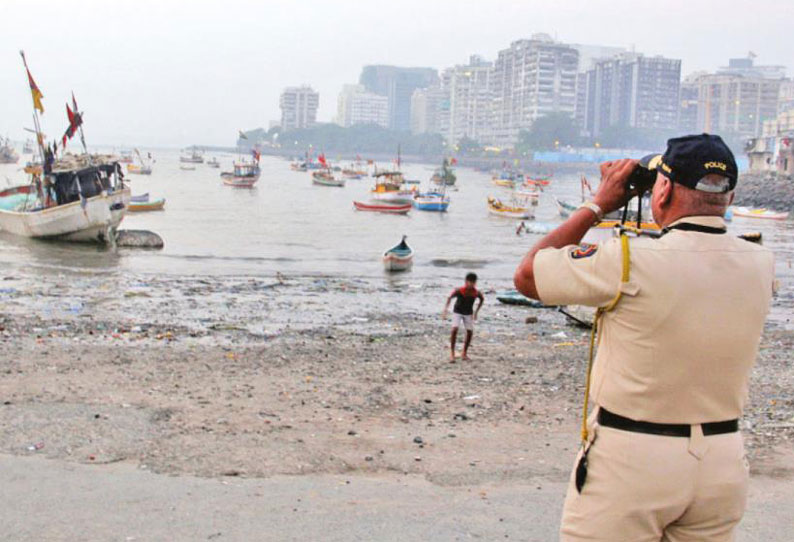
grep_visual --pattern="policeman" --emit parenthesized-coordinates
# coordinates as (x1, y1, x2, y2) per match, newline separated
(514, 134, 775, 541)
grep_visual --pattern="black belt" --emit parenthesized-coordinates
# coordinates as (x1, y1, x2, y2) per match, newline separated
(598, 408, 738, 437)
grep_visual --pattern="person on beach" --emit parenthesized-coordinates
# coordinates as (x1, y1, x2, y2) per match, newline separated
(442, 272, 484, 361)
(514, 134, 775, 541)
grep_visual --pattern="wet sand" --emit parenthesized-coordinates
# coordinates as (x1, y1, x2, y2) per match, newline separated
(0, 269, 792, 539)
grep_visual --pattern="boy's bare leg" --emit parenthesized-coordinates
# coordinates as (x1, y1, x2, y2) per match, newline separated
(462, 330, 473, 360)
(450, 327, 458, 361)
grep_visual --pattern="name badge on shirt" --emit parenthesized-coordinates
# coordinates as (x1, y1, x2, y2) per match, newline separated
(570, 243, 598, 259)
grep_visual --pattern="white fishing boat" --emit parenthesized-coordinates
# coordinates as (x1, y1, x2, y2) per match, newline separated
(487, 196, 533, 219)
(0, 154, 130, 242)
(0, 137, 20, 164)
(731, 207, 789, 221)
(126, 149, 152, 175)
(382, 235, 413, 272)
(207, 157, 221, 168)
(180, 149, 204, 163)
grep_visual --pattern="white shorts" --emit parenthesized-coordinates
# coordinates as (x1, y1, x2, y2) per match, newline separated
(452, 313, 474, 331)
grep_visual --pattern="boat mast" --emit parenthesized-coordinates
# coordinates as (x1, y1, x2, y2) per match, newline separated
(19, 51, 45, 165)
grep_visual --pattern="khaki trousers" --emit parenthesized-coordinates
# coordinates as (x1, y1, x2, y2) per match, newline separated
(560, 417, 749, 542)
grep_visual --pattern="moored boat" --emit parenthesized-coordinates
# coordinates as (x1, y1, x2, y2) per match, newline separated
(414, 192, 450, 212)
(207, 157, 221, 168)
(127, 149, 153, 175)
(371, 171, 415, 203)
(353, 201, 411, 214)
(731, 207, 789, 220)
(312, 170, 346, 187)
(0, 137, 20, 164)
(430, 158, 457, 186)
(487, 196, 533, 219)
(221, 161, 260, 187)
(180, 150, 204, 163)
(0, 154, 131, 242)
(22, 139, 35, 154)
(383, 235, 413, 272)
(129, 197, 165, 212)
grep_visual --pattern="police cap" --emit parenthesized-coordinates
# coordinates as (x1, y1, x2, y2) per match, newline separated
(648, 134, 738, 193)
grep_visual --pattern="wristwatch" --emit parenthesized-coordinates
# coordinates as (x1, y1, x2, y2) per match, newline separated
(579, 201, 604, 222)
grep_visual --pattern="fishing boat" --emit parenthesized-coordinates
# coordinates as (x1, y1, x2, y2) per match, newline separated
(129, 197, 165, 212)
(414, 191, 450, 212)
(491, 170, 520, 188)
(382, 235, 413, 272)
(22, 139, 35, 154)
(312, 170, 346, 187)
(487, 196, 533, 219)
(131, 193, 150, 203)
(221, 160, 260, 188)
(126, 149, 152, 175)
(180, 165, 196, 171)
(0, 137, 20, 164)
(524, 176, 551, 187)
(430, 158, 457, 186)
(515, 186, 541, 204)
(353, 201, 411, 214)
(370, 171, 415, 203)
(731, 207, 789, 221)
(118, 150, 134, 164)
(0, 154, 131, 242)
(207, 157, 221, 168)
(180, 149, 204, 163)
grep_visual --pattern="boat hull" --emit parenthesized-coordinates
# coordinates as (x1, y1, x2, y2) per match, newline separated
(371, 191, 415, 204)
(221, 174, 259, 188)
(0, 187, 131, 242)
(353, 201, 411, 214)
(732, 207, 789, 220)
(383, 253, 413, 272)
(129, 198, 165, 212)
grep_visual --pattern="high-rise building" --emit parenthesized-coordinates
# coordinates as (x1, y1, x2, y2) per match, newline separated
(489, 34, 579, 147)
(678, 72, 706, 134)
(410, 86, 447, 135)
(279, 86, 319, 130)
(440, 55, 494, 145)
(571, 44, 627, 135)
(583, 53, 681, 138)
(718, 56, 787, 80)
(359, 65, 439, 131)
(336, 85, 389, 128)
(696, 74, 782, 138)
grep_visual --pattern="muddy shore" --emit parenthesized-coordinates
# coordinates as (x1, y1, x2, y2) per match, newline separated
(0, 271, 791, 487)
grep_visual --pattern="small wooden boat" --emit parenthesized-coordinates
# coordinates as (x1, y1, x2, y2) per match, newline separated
(180, 150, 204, 163)
(414, 192, 450, 212)
(496, 289, 546, 308)
(487, 196, 532, 219)
(383, 235, 413, 272)
(524, 177, 551, 187)
(207, 158, 221, 168)
(492, 178, 516, 188)
(129, 198, 165, 212)
(127, 163, 152, 175)
(180, 165, 196, 171)
(731, 207, 789, 221)
(131, 193, 150, 203)
(312, 171, 346, 187)
(353, 201, 411, 214)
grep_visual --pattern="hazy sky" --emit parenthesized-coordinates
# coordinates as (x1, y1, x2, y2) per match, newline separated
(1, 0, 791, 148)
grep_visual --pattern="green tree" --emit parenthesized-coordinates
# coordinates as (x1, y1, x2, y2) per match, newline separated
(456, 136, 482, 155)
(516, 113, 580, 152)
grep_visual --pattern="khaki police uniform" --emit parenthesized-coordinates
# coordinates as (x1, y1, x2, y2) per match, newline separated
(534, 216, 775, 541)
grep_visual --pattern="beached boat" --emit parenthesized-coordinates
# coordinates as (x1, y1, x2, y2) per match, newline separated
(496, 289, 547, 308)
(414, 191, 450, 212)
(312, 170, 346, 187)
(0, 137, 20, 164)
(353, 201, 411, 214)
(129, 197, 165, 212)
(0, 154, 131, 242)
(221, 161, 260, 187)
(207, 157, 221, 168)
(180, 150, 204, 163)
(383, 235, 413, 272)
(731, 207, 789, 221)
(487, 196, 533, 219)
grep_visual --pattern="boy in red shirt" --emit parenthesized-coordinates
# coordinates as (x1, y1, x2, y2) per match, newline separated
(442, 272, 485, 361)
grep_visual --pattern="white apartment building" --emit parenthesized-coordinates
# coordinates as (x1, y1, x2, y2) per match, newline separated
(489, 34, 579, 147)
(279, 86, 319, 130)
(440, 55, 494, 145)
(410, 86, 447, 135)
(336, 85, 390, 128)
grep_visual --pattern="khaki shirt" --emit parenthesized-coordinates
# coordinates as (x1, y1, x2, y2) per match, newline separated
(534, 216, 775, 424)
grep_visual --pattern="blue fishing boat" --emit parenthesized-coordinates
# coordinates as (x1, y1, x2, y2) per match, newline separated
(413, 191, 450, 212)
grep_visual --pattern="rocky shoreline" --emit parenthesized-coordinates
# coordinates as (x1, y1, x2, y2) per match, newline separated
(735, 172, 794, 211)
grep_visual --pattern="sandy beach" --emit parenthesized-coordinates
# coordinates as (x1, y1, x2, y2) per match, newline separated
(1, 269, 792, 540)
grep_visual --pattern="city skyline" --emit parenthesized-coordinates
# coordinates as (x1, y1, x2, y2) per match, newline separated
(0, 0, 792, 147)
